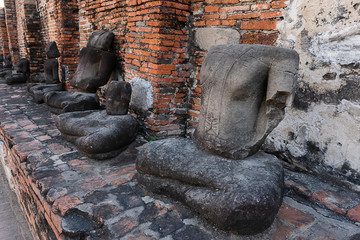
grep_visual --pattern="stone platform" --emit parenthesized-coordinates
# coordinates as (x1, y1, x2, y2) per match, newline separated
(0, 83, 359, 240)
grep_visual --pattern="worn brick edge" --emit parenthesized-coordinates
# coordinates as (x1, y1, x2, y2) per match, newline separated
(0, 128, 64, 239)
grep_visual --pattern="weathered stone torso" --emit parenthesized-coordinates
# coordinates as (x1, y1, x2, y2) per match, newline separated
(195, 45, 299, 159)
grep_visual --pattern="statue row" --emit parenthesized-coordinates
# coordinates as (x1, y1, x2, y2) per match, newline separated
(0, 31, 300, 235)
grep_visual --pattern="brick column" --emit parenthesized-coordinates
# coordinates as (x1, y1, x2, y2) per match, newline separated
(56, 0, 79, 84)
(0, 8, 9, 56)
(14, 0, 43, 71)
(23, 1, 43, 71)
(125, 0, 191, 138)
(4, 0, 19, 64)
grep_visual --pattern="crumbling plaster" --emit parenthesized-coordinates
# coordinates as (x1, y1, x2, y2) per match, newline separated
(267, 0, 360, 184)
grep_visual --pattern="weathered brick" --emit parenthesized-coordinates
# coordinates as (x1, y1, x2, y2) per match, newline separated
(204, 6, 220, 12)
(219, 5, 250, 12)
(279, 204, 315, 228)
(346, 204, 360, 222)
(79, 177, 107, 191)
(241, 32, 278, 45)
(251, 3, 270, 10)
(228, 12, 260, 19)
(311, 190, 350, 216)
(112, 216, 139, 238)
(260, 11, 283, 19)
(241, 20, 279, 30)
(53, 195, 83, 216)
(139, 202, 168, 223)
(272, 0, 287, 9)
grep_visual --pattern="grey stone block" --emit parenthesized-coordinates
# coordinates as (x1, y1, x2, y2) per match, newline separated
(129, 77, 153, 113)
(195, 28, 240, 51)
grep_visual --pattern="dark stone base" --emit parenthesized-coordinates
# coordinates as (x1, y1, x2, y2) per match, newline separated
(55, 110, 138, 160)
(29, 73, 45, 83)
(6, 73, 27, 85)
(136, 138, 284, 235)
(28, 83, 64, 104)
(0, 69, 12, 78)
(44, 91, 100, 114)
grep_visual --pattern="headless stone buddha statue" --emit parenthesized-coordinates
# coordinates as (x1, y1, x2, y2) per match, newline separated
(55, 80, 138, 160)
(28, 41, 64, 103)
(4, 54, 12, 69)
(195, 44, 298, 159)
(0, 54, 12, 83)
(44, 41, 61, 84)
(5, 58, 30, 85)
(136, 44, 299, 235)
(44, 31, 116, 114)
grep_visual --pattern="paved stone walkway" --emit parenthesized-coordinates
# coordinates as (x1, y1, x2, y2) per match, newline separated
(0, 162, 33, 240)
(0, 83, 359, 239)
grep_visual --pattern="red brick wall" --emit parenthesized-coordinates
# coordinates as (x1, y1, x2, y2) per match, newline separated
(15, 0, 43, 71)
(4, 0, 20, 64)
(56, 0, 79, 81)
(37, 0, 59, 43)
(0, 8, 9, 57)
(15, 0, 25, 58)
(1, 0, 287, 138)
(37, 0, 79, 81)
(79, 0, 191, 138)
(186, 0, 287, 134)
(97, 0, 285, 137)
(125, 0, 191, 137)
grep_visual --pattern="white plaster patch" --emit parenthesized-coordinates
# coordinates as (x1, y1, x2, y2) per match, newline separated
(310, 26, 360, 65)
(271, 0, 360, 178)
(195, 27, 240, 51)
(267, 101, 360, 172)
(129, 77, 153, 113)
(276, 0, 360, 88)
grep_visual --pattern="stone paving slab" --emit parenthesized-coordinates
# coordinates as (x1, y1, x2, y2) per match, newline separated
(0, 83, 359, 239)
